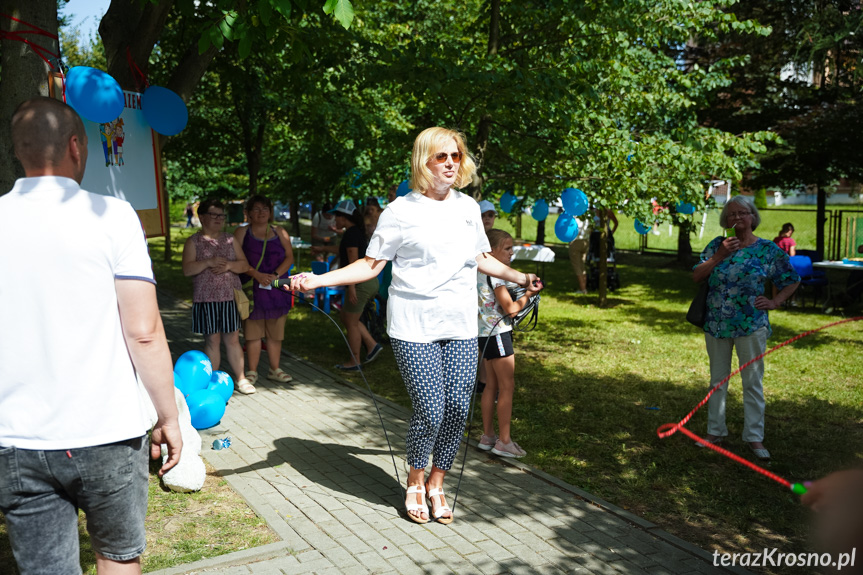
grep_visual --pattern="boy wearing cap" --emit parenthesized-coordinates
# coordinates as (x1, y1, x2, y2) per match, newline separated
(479, 200, 497, 232)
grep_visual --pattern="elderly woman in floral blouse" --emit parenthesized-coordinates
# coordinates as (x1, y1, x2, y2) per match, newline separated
(692, 196, 800, 461)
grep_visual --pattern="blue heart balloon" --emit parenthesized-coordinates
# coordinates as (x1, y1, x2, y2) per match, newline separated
(186, 389, 227, 430)
(173, 350, 212, 397)
(676, 201, 695, 215)
(65, 66, 124, 124)
(554, 212, 579, 242)
(561, 188, 589, 216)
(142, 86, 188, 136)
(499, 192, 517, 214)
(531, 199, 549, 221)
(634, 219, 652, 235)
(396, 180, 411, 197)
(207, 370, 234, 403)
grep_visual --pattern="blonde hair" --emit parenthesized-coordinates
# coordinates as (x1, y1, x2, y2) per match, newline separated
(409, 127, 477, 192)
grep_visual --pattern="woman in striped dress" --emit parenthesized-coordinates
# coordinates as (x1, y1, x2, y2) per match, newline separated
(182, 199, 256, 394)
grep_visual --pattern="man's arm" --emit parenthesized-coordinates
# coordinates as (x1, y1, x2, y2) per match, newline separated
(115, 279, 182, 476)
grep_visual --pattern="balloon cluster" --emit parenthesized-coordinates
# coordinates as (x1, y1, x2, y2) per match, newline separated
(173, 350, 233, 430)
(554, 188, 590, 242)
(65, 66, 188, 135)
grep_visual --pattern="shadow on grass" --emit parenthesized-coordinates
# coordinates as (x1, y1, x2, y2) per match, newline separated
(509, 351, 863, 561)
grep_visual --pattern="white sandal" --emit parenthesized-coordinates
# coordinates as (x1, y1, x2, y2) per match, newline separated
(236, 378, 256, 395)
(268, 368, 293, 383)
(405, 485, 429, 524)
(426, 487, 454, 524)
(244, 371, 258, 385)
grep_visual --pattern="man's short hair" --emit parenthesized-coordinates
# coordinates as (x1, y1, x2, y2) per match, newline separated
(11, 97, 86, 170)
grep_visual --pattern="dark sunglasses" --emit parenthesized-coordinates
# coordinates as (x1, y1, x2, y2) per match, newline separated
(432, 152, 462, 164)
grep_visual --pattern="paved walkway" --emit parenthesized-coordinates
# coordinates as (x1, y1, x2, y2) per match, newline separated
(151, 292, 743, 575)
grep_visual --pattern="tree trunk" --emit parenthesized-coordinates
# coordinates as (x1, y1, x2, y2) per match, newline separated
(0, 0, 59, 193)
(676, 219, 694, 264)
(598, 209, 608, 308)
(290, 200, 301, 238)
(536, 219, 546, 245)
(516, 212, 522, 241)
(466, 0, 499, 199)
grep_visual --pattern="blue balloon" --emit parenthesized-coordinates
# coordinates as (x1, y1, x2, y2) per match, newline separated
(141, 86, 188, 136)
(65, 66, 124, 124)
(676, 201, 695, 215)
(186, 389, 227, 430)
(396, 180, 411, 197)
(531, 199, 549, 221)
(208, 371, 235, 403)
(561, 188, 589, 217)
(499, 192, 517, 214)
(174, 351, 212, 397)
(554, 212, 579, 243)
(634, 219, 652, 235)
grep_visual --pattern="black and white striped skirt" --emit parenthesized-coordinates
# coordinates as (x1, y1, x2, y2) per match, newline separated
(192, 300, 241, 335)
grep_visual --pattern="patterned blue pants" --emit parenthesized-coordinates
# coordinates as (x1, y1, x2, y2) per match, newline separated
(391, 338, 478, 471)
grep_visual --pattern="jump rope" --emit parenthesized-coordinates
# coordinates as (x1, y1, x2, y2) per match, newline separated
(281, 271, 861, 512)
(657, 315, 863, 496)
(275, 274, 537, 517)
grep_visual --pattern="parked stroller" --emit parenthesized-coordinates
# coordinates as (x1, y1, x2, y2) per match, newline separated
(586, 231, 620, 291)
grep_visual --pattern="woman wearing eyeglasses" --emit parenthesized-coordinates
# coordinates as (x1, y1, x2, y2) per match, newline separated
(692, 195, 799, 461)
(235, 195, 296, 389)
(182, 198, 255, 394)
(286, 127, 539, 524)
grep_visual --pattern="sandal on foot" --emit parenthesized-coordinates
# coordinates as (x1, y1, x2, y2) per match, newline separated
(268, 368, 293, 383)
(404, 485, 429, 524)
(244, 371, 258, 385)
(426, 486, 454, 524)
(236, 378, 257, 394)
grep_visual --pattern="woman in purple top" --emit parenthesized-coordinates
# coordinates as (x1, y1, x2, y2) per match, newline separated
(234, 195, 295, 387)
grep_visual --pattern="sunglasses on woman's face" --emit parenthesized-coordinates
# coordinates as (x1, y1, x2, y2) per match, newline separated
(432, 152, 462, 164)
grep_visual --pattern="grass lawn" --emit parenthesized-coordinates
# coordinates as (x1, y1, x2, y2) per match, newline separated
(0, 460, 276, 574)
(152, 223, 860, 575)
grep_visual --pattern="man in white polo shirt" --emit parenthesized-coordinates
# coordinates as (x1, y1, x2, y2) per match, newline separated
(0, 97, 182, 574)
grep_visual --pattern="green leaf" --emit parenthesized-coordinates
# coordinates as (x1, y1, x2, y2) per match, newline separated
(322, 0, 354, 29)
(238, 34, 252, 60)
(198, 31, 211, 55)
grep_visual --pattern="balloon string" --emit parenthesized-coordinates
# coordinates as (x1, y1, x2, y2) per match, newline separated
(0, 13, 59, 39)
(126, 47, 149, 92)
(0, 14, 61, 70)
(657, 316, 863, 489)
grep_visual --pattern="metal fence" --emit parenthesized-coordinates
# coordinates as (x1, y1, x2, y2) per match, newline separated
(615, 207, 863, 260)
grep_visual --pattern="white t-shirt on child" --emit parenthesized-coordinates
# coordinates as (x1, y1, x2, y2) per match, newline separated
(366, 190, 491, 343)
(477, 272, 514, 337)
